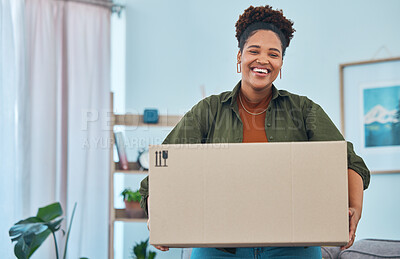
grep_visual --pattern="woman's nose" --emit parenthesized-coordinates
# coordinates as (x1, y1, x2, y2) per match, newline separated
(256, 58, 269, 65)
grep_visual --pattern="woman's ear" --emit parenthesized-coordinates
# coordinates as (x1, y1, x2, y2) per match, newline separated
(237, 50, 241, 63)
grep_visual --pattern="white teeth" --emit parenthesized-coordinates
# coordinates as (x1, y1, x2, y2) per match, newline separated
(253, 68, 268, 74)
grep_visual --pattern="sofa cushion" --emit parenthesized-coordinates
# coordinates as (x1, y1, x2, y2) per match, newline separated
(339, 239, 400, 259)
(321, 246, 341, 259)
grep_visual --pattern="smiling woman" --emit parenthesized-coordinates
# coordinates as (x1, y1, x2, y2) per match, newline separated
(139, 4, 370, 259)
(238, 30, 283, 103)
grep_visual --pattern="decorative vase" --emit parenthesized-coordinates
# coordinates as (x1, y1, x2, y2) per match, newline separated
(124, 201, 145, 218)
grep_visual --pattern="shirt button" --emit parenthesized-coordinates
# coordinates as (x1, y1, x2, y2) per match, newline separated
(269, 136, 274, 140)
(267, 123, 271, 127)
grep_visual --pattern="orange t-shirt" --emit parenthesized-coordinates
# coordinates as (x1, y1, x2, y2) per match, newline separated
(237, 92, 272, 143)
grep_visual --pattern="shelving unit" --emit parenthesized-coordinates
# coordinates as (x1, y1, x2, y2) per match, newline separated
(108, 93, 182, 259)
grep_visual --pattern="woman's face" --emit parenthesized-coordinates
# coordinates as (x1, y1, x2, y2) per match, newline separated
(238, 30, 283, 95)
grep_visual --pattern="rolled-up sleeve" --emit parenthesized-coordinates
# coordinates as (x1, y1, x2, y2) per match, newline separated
(139, 176, 149, 216)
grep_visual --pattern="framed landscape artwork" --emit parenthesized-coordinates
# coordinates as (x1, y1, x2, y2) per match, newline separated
(340, 57, 400, 174)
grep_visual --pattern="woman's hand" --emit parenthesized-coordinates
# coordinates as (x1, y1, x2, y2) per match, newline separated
(154, 245, 170, 252)
(341, 169, 364, 250)
(341, 207, 361, 250)
(147, 197, 170, 252)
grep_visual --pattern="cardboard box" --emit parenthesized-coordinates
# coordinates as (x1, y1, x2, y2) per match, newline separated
(149, 141, 348, 247)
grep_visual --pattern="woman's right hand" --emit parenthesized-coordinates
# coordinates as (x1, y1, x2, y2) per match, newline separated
(147, 197, 170, 252)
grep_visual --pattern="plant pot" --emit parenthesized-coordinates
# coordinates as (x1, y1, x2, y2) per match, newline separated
(124, 201, 145, 218)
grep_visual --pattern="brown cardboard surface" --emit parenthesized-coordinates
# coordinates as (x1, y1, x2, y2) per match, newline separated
(149, 141, 348, 247)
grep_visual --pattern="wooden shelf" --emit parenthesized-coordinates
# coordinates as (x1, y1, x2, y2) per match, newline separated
(108, 97, 182, 259)
(114, 162, 148, 174)
(115, 218, 148, 223)
(114, 209, 148, 222)
(114, 114, 182, 127)
(114, 170, 147, 175)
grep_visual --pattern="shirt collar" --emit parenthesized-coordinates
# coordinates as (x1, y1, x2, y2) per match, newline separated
(222, 81, 287, 106)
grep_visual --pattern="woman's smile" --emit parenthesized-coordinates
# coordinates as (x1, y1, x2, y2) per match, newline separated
(251, 66, 271, 76)
(250, 65, 272, 78)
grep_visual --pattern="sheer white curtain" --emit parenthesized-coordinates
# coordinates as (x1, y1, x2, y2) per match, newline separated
(26, 1, 111, 258)
(1, 0, 111, 258)
(0, 0, 28, 257)
(65, 2, 110, 258)
(25, 0, 68, 257)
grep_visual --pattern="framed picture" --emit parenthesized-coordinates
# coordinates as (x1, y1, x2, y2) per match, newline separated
(340, 57, 400, 174)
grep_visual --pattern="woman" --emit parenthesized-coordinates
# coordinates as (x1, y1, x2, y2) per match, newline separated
(140, 5, 370, 258)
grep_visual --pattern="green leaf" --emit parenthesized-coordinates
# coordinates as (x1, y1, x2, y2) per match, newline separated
(10, 202, 64, 259)
(46, 218, 63, 232)
(13, 229, 52, 259)
(63, 203, 77, 259)
(148, 251, 156, 259)
(132, 238, 149, 259)
(10, 222, 49, 242)
(134, 244, 146, 258)
(27, 230, 52, 257)
(121, 188, 141, 202)
(15, 217, 44, 224)
(37, 202, 63, 222)
(14, 237, 29, 259)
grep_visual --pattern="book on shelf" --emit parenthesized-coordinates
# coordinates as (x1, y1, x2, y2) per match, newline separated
(114, 132, 129, 170)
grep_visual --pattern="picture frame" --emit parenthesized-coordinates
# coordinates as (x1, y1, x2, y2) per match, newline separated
(340, 57, 400, 174)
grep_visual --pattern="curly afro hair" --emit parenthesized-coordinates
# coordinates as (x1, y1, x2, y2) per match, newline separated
(235, 5, 295, 56)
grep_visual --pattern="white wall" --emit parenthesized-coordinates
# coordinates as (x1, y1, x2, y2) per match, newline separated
(119, 1, 400, 257)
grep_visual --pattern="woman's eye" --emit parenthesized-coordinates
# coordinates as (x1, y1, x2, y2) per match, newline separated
(270, 53, 279, 57)
(249, 50, 258, 54)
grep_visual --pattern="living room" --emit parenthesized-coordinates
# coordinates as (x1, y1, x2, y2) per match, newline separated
(1, 0, 400, 258)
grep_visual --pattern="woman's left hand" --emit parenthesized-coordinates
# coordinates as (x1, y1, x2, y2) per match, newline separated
(341, 169, 364, 250)
(341, 207, 361, 250)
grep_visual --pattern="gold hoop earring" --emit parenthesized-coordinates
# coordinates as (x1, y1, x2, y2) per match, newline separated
(237, 62, 241, 73)
(280, 69, 282, 79)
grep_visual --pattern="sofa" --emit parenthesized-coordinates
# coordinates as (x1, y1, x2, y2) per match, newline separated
(322, 239, 400, 259)
(181, 239, 400, 259)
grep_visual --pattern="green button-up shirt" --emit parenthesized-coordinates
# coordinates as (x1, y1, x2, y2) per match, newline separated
(139, 81, 370, 250)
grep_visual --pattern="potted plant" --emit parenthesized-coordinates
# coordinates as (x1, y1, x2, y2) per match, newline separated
(121, 188, 145, 218)
(8, 202, 87, 259)
(131, 238, 156, 259)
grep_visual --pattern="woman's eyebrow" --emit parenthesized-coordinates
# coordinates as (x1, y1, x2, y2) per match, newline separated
(247, 45, 281, 53)
(269, 48, 281, 53)
(246, 45, 261, 49)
